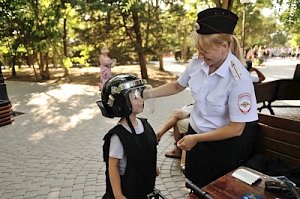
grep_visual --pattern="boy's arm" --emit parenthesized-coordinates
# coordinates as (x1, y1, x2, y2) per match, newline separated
(108, 157, 127, 199)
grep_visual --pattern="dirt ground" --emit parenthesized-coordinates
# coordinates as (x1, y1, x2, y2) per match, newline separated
(2, 63, 179, 87)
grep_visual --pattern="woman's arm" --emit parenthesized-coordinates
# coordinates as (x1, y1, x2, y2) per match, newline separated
(177, 122, 245, 151)
(144, 82, 185, 99)
(108, 157, 127, 199)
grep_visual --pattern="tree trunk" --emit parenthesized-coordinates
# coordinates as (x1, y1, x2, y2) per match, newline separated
(39, 52, 50, 80)
(62, 15, 71, 82)
(45, 52, 50, 79)
(182, 42, 188, 63)
(158, 54, 164, 71)
(132, 10, 148, 79)
(222, 0, 229, 9)
(32, 65, 39, 82)
(63, 67, 72, 82)
(63, 18, 67, 57)
(138, 52, 148, 79)
(26, 53, 39, 81)
(11, 56, 16, 77)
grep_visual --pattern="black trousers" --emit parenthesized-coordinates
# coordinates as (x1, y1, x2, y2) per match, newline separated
(185, 121, 259, 188)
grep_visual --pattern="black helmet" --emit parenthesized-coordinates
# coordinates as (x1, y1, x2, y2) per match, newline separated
(97, 74, 147, 118)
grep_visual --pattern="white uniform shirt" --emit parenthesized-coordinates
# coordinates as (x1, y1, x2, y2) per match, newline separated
(109, 119, 144, 175)
(178, 52, 258, 133)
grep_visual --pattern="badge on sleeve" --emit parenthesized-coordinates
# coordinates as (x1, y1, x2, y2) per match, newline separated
(238, 93, 251, 114)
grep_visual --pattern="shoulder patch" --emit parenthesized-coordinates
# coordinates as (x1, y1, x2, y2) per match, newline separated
(238, 93, 251, 114)
(230, 61, 242, 80)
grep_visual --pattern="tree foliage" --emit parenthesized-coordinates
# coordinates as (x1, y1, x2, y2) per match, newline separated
(0, 0, 298, 81)
(278, 0, 300, 46)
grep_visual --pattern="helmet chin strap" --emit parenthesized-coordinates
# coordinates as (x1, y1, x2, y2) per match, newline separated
(126, 115, 136, 135)
(126, 115, 144, 152)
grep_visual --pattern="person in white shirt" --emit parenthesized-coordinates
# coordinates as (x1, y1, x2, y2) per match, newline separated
(144, 7, 259, 192)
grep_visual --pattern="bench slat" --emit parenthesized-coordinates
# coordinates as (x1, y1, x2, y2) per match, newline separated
(258, 113, 300, 133)
(255, 147, 300, 167)
(254, 113, 300, 168)
(257, 136, 300, 159)
(259, 125, 300, 145)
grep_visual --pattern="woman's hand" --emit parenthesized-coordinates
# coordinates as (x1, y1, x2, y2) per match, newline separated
(177, 135, 197, 151)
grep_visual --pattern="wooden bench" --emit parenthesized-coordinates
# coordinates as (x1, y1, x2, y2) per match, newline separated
(183, 113, 300, 198)
(181, 113, 300, 174)
(254, 64, 300, 115)
(255, 113, 300, 167)
(254, 79, 300, 115)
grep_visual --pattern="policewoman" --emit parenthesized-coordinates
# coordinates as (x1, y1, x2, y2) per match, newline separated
(144, 7, 259, 188)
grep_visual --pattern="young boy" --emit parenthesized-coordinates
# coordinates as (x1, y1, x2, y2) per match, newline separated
(97, 74, 158, 199)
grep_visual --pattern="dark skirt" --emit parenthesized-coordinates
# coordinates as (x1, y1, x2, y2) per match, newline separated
(185, 121, 259, 187)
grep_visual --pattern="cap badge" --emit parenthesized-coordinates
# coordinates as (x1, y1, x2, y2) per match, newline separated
(195, 22, 200, 31)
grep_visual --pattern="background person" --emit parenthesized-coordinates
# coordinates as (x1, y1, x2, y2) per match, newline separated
(246, 60, 266, 83)
(156, 104, 193, 159)
(144, 7, 259, 190)
(99, 47, 116, 91)
(98, 74, 159, 199)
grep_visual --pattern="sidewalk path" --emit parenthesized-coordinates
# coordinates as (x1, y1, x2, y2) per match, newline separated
(0, 57, 298, 199)
(1, 81, 193, 199)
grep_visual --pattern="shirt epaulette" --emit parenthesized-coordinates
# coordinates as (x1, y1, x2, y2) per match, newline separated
(230, 61, 242, 80)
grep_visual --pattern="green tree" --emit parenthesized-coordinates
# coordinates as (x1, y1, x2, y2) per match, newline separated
(279, 0, 300, 46)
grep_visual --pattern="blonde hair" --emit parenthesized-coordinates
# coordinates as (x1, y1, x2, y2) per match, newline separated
(191, 31, 245, 65)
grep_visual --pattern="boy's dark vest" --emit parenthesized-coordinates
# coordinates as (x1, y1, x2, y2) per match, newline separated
(102, 118, 157, 199)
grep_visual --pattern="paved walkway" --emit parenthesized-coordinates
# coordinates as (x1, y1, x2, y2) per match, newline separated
(0, 81, 193, 199)
(0, 57, 299, 199)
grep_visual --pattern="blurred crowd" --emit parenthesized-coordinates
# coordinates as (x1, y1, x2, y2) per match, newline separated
(245, 45, 300, 66)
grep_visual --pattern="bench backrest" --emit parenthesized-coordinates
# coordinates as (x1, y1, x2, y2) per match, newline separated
(256, 113, 300, 167)
(254, 79, 300, 102)
(254, 81, 278, 103)
(276, 79, 300, 100)
(293, 64, 300, 80)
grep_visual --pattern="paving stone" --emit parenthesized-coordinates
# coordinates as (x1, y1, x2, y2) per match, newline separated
(0, 59, 298, 199)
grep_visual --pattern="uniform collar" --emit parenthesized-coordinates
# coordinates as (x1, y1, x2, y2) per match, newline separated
(211, 51, 232, 78)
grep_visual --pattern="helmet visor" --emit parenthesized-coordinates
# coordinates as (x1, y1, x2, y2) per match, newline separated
(123, 84, 155, 116)
(143, 85, 155, 115)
